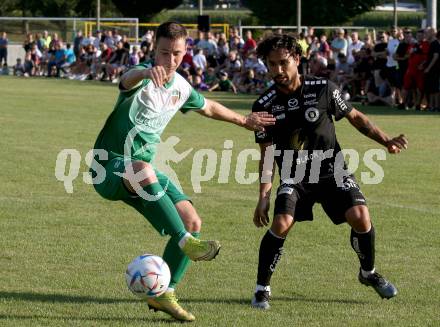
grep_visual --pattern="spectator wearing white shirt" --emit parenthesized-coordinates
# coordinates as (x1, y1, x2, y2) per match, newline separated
(385, 27, 401, 95)
(192, 48, 207, 72)
(196, 32, 218, 67)
(347, 32, 364, 65)
(112, 29, 122, 44)
(331, 28, 348, 60)
(103, 31, 115, 49)
(93, 30, 103, 50)
(244, 52, 267, 76)
(81, 31, 96, 48)
(221, 50, 242, 81)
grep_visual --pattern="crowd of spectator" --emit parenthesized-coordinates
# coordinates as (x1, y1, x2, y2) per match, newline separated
(303, 26, 440, 111)
(0, 25, 439, 110)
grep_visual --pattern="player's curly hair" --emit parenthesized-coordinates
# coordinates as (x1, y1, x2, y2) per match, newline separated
(156, 22, 187, 41)
(256, 34, 303, 61)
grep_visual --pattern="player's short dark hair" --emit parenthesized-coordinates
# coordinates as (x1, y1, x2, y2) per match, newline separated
(256, 34, 303, 61)
(156, 22, 187, 42)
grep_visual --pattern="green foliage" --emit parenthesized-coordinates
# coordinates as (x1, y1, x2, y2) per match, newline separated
(150, 9, 257, 26)
(111, 0, 183, 21)
(350, 11, 425, 29)
(242, 0, 382, 26)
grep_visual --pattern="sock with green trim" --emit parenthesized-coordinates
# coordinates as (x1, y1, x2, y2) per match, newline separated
(164, 232, 200, 289)
(141, 182, 187, 244)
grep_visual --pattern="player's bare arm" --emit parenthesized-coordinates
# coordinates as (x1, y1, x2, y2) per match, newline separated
(196, 99, 276, 131)
(254, 142, 276, 228)
(346, 108, 408, 154)
(120, 66, 169, 90)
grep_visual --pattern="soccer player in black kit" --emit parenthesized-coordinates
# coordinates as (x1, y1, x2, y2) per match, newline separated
(250, 34, 408, 309)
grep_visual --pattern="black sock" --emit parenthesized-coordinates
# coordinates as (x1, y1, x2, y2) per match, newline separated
(257, 230, 286, 286)
(350, 225, 375, 271)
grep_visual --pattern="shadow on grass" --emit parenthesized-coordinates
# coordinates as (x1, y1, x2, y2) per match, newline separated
(0, 314, 175, 324)
(183, 294, 367, 305)
(0, 291, 139, 304)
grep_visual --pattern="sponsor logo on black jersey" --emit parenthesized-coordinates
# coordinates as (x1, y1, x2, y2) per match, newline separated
(288, 98, 299, 111)
(332, 89, 348, 111)
(258, 90, 276, 105)
(305, 107, 320, 122)
(256, 130, 266, 139)
(304, 99, 318, 106)
(272, 104, 285, 113)
(304, 93, 316, 98)
(276, 113, 286, 120)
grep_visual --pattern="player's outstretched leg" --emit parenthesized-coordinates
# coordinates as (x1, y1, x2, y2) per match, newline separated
(251, 229, 287, 309)
(147, 290, 195, 322)
(351, 226, 397, 299)
(181, 235, 221, 261)
(125, 161, 221, 262)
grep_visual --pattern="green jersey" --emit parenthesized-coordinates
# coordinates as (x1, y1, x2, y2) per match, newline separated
(93, 64, 206, 163)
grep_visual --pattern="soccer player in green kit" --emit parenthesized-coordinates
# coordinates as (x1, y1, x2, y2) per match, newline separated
(90, 22, 275, 322)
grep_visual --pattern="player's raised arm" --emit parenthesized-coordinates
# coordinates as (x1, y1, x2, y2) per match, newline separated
(345, 108, 408, 153)
(120, 65, 169, 90)
(196, 98, 276, 131)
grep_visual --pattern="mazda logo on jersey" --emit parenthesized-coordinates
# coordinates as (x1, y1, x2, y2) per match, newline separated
(256, 130, 266, 139)
(305, 107, 319, 122)
(288, 98, 299, 111)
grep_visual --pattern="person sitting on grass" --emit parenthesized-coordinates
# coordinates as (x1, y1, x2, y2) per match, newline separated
(13, 58, 25, 76)
(208, 71, 237, 94)
(1, 62, 9, 75)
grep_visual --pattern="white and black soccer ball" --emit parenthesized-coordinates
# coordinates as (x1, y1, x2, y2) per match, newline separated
(125, 254, 171, 298)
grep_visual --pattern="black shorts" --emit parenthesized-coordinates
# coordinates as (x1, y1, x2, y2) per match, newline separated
(274, 175, 367, 225)
(424, 71, 440, 94)
(384, 66, 398, 87)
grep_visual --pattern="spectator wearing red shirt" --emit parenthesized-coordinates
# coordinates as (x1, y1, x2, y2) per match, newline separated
(94, 42, 113, 79)
(242, 30, 257, 56)
(403, 29, 430, 110)
(395, 29, 413, 109)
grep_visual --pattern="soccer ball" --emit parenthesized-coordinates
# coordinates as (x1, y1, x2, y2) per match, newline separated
(125, 254, 171, 298)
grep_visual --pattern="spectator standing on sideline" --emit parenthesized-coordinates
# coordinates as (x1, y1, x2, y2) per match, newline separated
(0, 32, 8, 66)
(347, 32, 364, 65)
(243, 30, 257, 57)
(386, 27, 402, 106)
(42, 30, 51, 49)
(192, 48, 207, 72)
(424, 28, 440, 111)
(402, 29, 429, 110)
(73, 30, 83, 58)
(372, 32, 388, 93)
(331, 28, 348, 60)
(395, 29, 413, 109)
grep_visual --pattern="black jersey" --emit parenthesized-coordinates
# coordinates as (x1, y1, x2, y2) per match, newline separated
(252, 75, 353, 183)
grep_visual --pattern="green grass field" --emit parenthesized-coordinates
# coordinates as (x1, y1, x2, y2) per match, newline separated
(0, 77, 439, 326)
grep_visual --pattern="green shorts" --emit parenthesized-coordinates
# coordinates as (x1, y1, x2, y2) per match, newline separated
(92, 156, 190, 235)
(93, 156, 189, 203)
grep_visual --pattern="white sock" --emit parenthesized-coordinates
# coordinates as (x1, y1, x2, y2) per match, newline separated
(361, 268, 375, 278)
(255, 284, 271, 294)
(178, 232, 192, 249)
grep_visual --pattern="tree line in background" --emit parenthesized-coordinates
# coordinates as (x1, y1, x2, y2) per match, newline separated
(0, 0, 429, 26)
